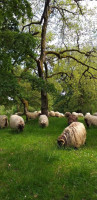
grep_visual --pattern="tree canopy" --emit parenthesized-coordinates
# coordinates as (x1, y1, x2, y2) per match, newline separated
(1, 0, 97, 113)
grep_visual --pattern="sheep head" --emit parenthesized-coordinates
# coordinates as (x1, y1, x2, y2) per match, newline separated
(57, 134, 67, 147)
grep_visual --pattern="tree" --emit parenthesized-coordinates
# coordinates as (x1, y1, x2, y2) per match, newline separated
(1, 0, 97, 114)
(21, 0, 97, 115)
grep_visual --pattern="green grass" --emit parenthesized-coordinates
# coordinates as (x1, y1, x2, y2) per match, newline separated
(1, 117, 97, 200)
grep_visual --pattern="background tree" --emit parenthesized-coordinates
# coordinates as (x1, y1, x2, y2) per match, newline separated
(0, 0, 37, 106)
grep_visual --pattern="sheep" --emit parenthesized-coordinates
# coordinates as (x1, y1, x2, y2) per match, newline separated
(26, 111, 39, 121)
(39, 114, 49, 128)
(55, 111, 62, 117)
(49, 111, 55, 117)
(78, 113, 84, 117)
(0, 115, 8, 128)
(66, 114, 78, 125)
(60, 113, 65, 117)
(15, 112, 24, 116)
(93, 112, 97, 116)
(65, 112, 71, 117)
(10, 115, 25, 131)
(72, 112, 79, 117)
(57, 122, 87, 148)
(84, 114, 97, 127)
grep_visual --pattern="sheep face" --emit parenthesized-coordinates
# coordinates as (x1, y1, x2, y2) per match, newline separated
(57, 134, 66, 147)
(18, 124, 24, 131)
(68, 115, 78, 125)
(17, 121, 25, 131)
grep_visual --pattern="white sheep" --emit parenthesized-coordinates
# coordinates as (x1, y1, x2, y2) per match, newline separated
(57, 122, 87, 148)
(39, 115, 49, 127)
(93, 112, 97, 116)
(84, 114, 97, 127)
(26, 111, 39, 121)
(78, 113, 84, 117)
(49, 111, 55, 117)
(10, 115, 25, 131)
(0, 115, 8, 128)
(72, 112, 79, 117)
(55, 111, 61, 117)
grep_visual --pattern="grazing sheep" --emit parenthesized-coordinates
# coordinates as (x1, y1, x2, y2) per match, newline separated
(15, 112, 24, 116)
(78, 113, 84, 117)
(84, 114, 97, 127)
(66, 114, 78, 125)
(10, 115, 25, 131)
(0, 115, 8, 128)
(26, 111, 39, 121)
(72, 112, 79, 117)
(39, 115, 49, 128)
(49, 111, 55, 117)
(65, 112, 71, 117)
(57, 122, 87, 148)
(60, 113, 65, 117)
(85, 112, 90, 116)
(55, 111, 62, 117)
(93, 112, 97, 116)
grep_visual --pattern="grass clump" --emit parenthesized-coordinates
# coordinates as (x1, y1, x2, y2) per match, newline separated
(0, 117, 97, 200)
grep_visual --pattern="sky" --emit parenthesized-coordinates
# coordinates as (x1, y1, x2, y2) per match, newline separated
(80, 1, 97, 46)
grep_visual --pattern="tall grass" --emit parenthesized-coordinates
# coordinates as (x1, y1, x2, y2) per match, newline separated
(0, 117, 97, 200)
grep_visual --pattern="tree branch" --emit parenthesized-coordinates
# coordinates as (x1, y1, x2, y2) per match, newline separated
(47, 72, 69, 78)
(52, 6, 78, 15)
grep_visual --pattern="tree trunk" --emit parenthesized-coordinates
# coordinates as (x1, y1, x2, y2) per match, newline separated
(41, 89, 48, 116)
(38, 0, 51, 116)
(21, 99, 28, 114)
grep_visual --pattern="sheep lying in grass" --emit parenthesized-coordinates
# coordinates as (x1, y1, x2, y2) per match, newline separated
(0, 115, 8, 128)
(10, 115, 25, 131)
(66, 114, 78, 125)
(84, 114, 97, 127)
(39, 115, 49, 128)
(57, 122, 87, 148)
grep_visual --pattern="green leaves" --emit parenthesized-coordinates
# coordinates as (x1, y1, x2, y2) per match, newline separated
(1, 0, 33, 31)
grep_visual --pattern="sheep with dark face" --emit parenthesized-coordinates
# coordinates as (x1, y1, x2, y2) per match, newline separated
(68, 114, 78, 125)
(84, 114, 97, 127)
(65, 113, 78, 125)
(10, 115, 25, 131)
(65, 112, 71, 117)
(39, 115, 49, 128)
(0, 115, 8, 128)
(57, 122, 87, 148)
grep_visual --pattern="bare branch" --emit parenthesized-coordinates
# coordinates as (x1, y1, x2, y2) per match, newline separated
(22, 21, 41, 32)
(52, 6, 78, 15)
(46, 49, 97, 58)
(47, 72, 69, 78)
(74, 0, 83, 15)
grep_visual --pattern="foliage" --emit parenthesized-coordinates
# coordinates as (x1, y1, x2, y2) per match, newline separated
(0, 0, 37, 105)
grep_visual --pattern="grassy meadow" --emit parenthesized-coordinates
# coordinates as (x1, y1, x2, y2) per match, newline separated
(0, 117, 97, 200)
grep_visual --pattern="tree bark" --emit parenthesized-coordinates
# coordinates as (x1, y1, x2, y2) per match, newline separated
(41, 89, 48, 116)
(38, 0, 51, 116)
(21, 99, 28, 114)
